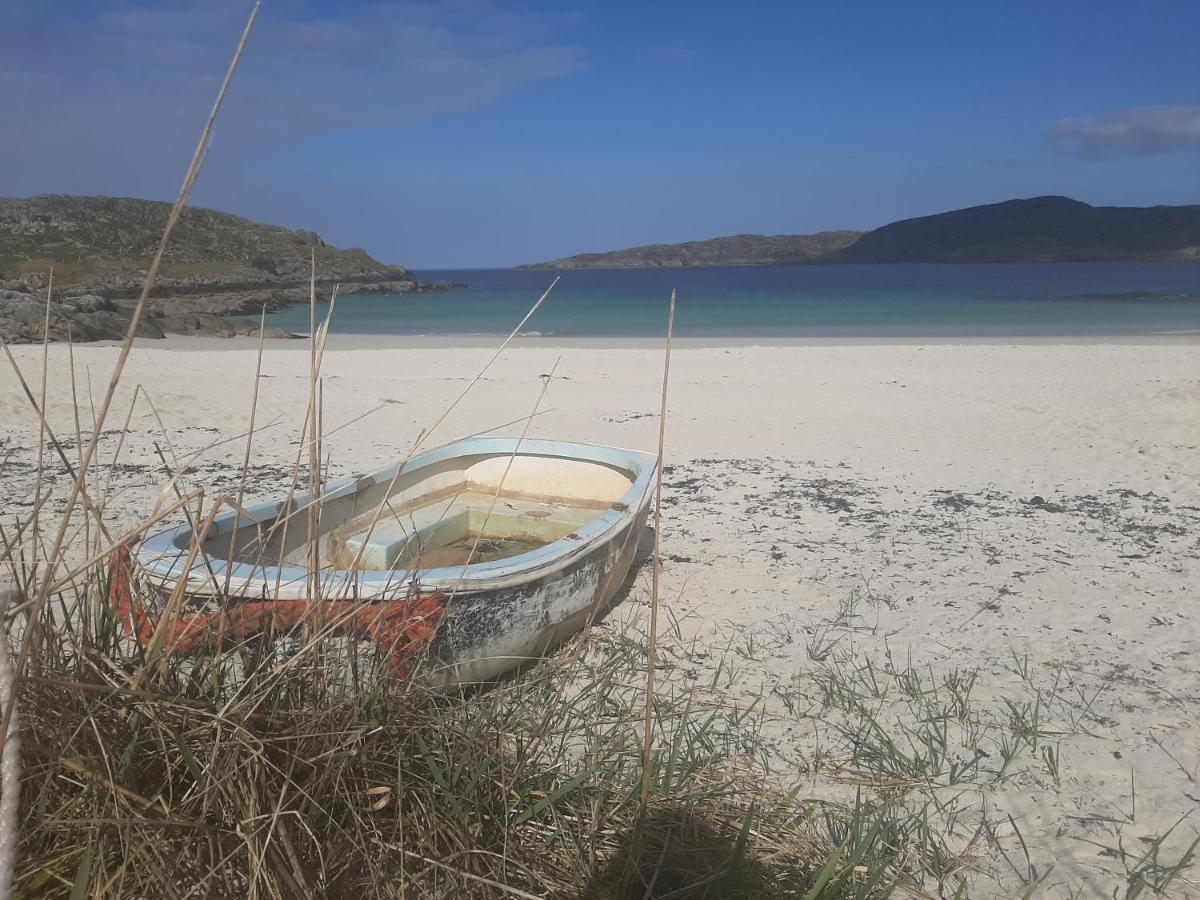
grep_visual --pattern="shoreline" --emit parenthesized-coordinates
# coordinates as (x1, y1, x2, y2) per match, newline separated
(141, 331, 1200, 352)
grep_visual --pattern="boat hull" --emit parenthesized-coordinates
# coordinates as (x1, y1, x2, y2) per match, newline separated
(425, 498, 649, 685)
(130, 438, 657, 686)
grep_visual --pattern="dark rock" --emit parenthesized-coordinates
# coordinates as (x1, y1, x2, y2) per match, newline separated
(1057, 291, 1200, 304)
(156, 312, 297, 339)
(61, 293, 116, 313)
(0, 289, 296, 343)
(0, 289, 164, 343)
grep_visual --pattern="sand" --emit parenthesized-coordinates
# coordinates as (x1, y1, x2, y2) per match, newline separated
(1, 333, 1197, 897)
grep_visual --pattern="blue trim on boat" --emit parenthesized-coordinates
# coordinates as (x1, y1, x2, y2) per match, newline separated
(135, 437, 657, 596)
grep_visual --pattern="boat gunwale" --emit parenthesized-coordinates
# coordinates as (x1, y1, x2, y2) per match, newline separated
(134, 437, 657, 598)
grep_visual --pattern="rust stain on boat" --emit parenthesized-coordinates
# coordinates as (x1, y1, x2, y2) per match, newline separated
(108, 540, 444, 675)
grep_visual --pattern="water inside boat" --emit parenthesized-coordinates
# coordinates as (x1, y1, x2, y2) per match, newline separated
(205, 451, 638, 574)
(328, 487, 612, 571)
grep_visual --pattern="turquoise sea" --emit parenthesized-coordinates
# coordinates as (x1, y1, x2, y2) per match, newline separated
(259, 263, 1200, 338)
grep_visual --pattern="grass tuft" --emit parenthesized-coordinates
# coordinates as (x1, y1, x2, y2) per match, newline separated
(6, 562, 917, 898)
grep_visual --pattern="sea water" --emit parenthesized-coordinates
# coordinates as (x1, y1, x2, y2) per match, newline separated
(259, 263, 1200, 338)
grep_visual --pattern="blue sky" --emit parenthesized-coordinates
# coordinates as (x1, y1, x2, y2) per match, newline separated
(2, 0, 1198, 267)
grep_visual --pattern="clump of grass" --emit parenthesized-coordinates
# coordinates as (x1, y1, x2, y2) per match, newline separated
(5, 557, 918, 898)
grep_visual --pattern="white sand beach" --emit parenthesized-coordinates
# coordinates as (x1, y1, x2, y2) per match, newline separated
(2, 334, 1198, 897)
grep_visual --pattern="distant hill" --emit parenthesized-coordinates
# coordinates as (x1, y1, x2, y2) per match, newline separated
(0, 195, 463, 342)
(0, 195, 459, 316)
(518, 231, 862, 270)
(518, 197, 1200, 269)
(835, 197, 1200, 263)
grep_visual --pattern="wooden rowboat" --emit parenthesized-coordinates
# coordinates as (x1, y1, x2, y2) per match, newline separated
(120, 438, 657, 686)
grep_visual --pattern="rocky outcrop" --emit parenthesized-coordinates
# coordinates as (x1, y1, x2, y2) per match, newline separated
(1, 289, 163, 342)
(152, 312, 296, 339)
(0, 289, 297, 344)
(0, 195, 464, 335)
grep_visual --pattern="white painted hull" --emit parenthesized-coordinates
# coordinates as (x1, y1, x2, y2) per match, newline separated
(133, 438, 657, 685)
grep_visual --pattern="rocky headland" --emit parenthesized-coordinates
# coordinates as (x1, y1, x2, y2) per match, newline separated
(0, 195, 462, 343)
(519, 197, 1200, 269)
(517, 230, 862, 270)
(834, 196, 1200, 263)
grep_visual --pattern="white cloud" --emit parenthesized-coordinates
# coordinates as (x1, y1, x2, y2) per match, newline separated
(1045, 105, 1200, 159)
(0, 0, 585, 194)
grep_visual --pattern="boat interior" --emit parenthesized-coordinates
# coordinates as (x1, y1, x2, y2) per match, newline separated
(200, 450, 639, 573)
